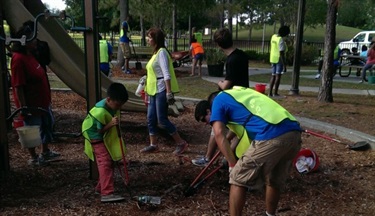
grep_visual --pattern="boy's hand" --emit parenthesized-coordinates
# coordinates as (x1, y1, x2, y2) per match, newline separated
(111, 116, 119, 126)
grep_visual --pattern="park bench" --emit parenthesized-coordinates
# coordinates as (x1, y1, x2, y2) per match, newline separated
(338, 55, 366, 77)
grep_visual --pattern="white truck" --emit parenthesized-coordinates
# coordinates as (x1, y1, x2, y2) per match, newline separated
(338, 31, 375, 55)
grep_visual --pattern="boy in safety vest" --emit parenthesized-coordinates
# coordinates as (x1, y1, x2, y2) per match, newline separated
(82, 83, 129, 203)
(268, 26, 290, 97)
(194, 86, 302, 216)
(189, 37, 204, 76)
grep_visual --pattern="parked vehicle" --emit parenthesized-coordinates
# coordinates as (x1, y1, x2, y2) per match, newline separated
(338, 31, 375, 56)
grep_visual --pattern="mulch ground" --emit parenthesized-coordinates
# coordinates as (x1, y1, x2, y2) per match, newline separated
(1, 68, 375, 215)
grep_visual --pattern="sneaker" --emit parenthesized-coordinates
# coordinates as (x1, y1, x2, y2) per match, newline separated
(358, 80, 364, 83)
(315, 73, 321, 79)
(140, 145, 159, 153)
(173, 141, 188, 155)
(192, 157, 210, 167)
(121, 66, 125, 70)
(101, 194, 125, 203)
(268, 93, 273, 97)
(28, 155, 49, 167)
(42, 149, 61, 160)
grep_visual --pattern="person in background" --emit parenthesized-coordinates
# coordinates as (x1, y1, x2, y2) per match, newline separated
(11, 25, 60, 166)
(195, 87, 302, 216)
(82, 82, 129, 203)
(191, 28, 249, 167)
(119, 15, 131, 74)
(189, 37, 204, 76)
(268, 26, 290, 97)
(359, 41, 375, 83)
(140, 27, 188, 155)
(360, 45, 368, 62)
(192, 27, 203, 46)
(98, 34, 113, 77)
(314, 45, 341, 79)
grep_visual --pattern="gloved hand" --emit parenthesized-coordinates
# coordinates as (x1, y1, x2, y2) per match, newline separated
(166, 92, 175, 105)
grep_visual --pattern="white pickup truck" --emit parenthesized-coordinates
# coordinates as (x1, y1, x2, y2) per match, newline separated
(338, 31, 375, 55)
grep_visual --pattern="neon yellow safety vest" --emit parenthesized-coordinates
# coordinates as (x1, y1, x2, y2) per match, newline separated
(223, 86, 297, 157)
(193, 32, 203, 45)
(334, 46, 339, 60)
(99, 40, 109, 63)
(270, 34, 282, 63)
(144, 48, 179, 96)
(82, 102, 125, 161)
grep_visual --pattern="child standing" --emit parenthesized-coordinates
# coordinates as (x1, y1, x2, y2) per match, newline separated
(82, 83, 129, 202)
(189, 37, 204, 76)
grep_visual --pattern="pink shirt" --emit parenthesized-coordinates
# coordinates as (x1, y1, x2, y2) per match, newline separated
(11, 52, 51, 110)
(366, 48, 375, 65)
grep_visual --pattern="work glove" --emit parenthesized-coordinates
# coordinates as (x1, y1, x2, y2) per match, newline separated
(166, 92, 175, 105)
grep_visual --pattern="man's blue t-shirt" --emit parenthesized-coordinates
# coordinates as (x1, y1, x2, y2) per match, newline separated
(210, 92, 301, 141)
(120, 21, 129, 43)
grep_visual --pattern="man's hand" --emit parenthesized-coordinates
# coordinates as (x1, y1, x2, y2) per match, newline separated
(166, 92, 175, 105)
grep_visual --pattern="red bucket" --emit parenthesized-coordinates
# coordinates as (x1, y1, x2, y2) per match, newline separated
(13, 118, 24, 129)
(140, 90, 148, 107)
(293, 148, 320, 174)
(255, 83, 266, 94)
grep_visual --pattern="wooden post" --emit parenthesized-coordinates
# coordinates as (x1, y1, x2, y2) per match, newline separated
(84, 0, 100, 180)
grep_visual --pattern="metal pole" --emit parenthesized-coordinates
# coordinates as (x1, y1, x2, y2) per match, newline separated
(290, 0, 306, 95)
(0, 0, 10, 177)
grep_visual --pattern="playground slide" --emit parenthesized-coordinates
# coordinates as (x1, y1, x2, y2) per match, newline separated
(2, 0, 147, 112)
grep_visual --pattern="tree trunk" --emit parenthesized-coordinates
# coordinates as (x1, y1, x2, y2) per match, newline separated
(116, 0, 129, 67)
(317, 0, 338, 102)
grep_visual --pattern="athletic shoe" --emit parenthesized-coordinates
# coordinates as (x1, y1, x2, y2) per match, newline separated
(140, 145, 159, 153)
(101, 194, 125, 203)
(192, 157, 209, 167)
(28, 155, 49, 167)
(173, 141, 188, 155)
(42, 149, 61, 160)
(126, 69, 132, 74)
(315, 73, 321, 79)
(268, 93, 273, 97)
(358, 80, 364, 84)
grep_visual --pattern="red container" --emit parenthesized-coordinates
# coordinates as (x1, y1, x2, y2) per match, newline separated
(255, 83, 266, 94)
(13, 118, 24, 129)
(140, 90, 148, 107)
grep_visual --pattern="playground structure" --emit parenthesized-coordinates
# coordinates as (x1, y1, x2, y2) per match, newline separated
(0, 0, 182, 175)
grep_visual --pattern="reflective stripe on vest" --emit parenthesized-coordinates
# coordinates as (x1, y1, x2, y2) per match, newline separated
(82, 102, 125, 161)
(270, 34, 282, 63)
(224, 86, 297, 157)
(99, 40, 109, 63)
(192, 42, 204, 56)
(144, 48, 179, 96)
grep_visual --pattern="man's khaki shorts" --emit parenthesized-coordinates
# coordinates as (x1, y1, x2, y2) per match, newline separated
(229, 131, 301, 190)
(120, 42, 131, 58)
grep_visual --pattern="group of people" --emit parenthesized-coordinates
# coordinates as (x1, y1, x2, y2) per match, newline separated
(11, 19, 303, 215)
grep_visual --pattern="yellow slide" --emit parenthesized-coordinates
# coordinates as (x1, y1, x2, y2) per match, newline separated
(3, 0, 147, 112)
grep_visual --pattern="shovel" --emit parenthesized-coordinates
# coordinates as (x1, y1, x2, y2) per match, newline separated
(130, 41, 142, 70)
(304, 129, 370, 151)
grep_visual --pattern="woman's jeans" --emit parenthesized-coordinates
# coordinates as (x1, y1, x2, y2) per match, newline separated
(147, 90, 177, 136)
(362, 63, 374, 80)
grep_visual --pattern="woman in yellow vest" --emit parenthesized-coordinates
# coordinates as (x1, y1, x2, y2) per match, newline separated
(194, 87, 302, 216)
(140, 27, 188, 154)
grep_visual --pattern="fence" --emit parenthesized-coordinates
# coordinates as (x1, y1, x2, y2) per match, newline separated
(72, 37, 325, 55)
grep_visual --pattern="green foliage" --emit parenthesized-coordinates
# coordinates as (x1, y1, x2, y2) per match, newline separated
(243, 50, 269, 62)
(286, 43, 319, 66)
(205, 48, 226, 65)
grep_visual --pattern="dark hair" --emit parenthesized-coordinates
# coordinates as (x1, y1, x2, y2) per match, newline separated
(362, 45, 368, 52)
(194, 100, 210, 122)
(278, 26, 290, 37)
(23, 20, 35, 32)
(207, 91, 220, 107)
(191, 37, 197, 43)
(107, 83, 128, 103)
(11, 25, 34, 53)
(213, 28, 233, 49)
(147, 27, 166, 53)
